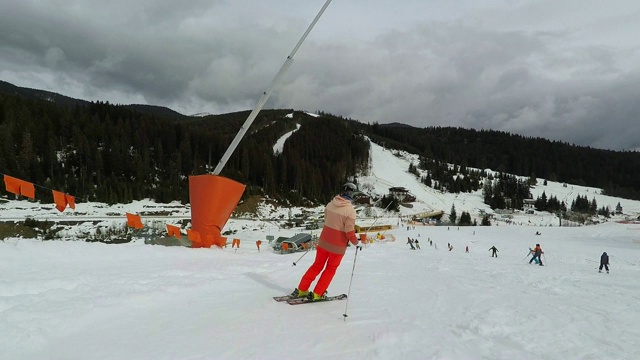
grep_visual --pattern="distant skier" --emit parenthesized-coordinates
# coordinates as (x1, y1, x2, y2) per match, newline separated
(465, 245, 469, 253)
(448, 243, 453, 251)
(407, 237, 416, 250)
(529, 244, 544, 266)
(489, 246, 498, 257)
(415, 239, 421, 249)
(599, 252, 609, 273)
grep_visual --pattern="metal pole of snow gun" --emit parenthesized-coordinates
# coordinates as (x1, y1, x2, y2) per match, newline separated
(212, 0, 334, 175)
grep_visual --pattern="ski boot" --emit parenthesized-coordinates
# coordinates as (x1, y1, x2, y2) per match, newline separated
(308, 291, 327, 301)
(290, 288, 309, 298)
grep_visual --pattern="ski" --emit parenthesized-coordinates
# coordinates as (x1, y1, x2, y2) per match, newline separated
(286, 294, 347, 305)
(273, 295, 296, 302)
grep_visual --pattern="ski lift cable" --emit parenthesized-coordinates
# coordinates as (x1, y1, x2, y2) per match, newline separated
(213, 0, 334, 175)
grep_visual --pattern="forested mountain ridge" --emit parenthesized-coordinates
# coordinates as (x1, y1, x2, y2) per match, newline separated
(0, 80, 187, 121)
(0, 86, 368, 205)
(1, 80, 640, 206)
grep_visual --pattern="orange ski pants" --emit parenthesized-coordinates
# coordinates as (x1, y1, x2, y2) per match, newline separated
(298, 246, 344, 296)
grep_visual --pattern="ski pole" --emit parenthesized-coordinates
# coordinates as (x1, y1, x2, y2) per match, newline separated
(292, 250, 310, 266)
(343, 245, 361, 321)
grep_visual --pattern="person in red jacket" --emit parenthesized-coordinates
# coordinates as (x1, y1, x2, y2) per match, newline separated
(290, 183, 360, 301)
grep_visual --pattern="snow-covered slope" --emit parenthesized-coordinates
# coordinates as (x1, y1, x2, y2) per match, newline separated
(357, 140, 640, 225)
(2, 221, 640, 359)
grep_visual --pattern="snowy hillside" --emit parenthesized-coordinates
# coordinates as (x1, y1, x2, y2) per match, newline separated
(3, 136, 640, 359)
(356, 140, 640, 226)
(3, 221, 640, 359)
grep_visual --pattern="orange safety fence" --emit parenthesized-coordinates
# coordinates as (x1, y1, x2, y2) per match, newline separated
(2, 174, 233, 244)
(126, 212, 144, 229)
(52, 190, 76, 212)
(166, 224, 181, 238)
(3, 174, 256, 251)
(3, 175, 35, 199)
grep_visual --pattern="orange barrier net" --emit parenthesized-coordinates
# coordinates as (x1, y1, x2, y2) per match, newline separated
(52, 190, 76, 212)
(3, 175, 35, 199)
(126, 213, 144, 229)
(166, 224, 181, 238)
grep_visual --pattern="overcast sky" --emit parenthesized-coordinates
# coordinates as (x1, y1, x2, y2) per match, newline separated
(2, 1, 640, 151)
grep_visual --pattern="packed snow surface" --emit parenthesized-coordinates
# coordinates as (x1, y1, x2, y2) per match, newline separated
(2, 222, 640, 359)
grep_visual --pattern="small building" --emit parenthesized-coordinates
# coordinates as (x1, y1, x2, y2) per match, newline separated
(389, 187, 416, 203)
(411, 210, 444, 220)
(523, 199, 536, 210)
(272, 233, 313, 253)
(495, 209, 514, 215)
(354, 224, 393, 233)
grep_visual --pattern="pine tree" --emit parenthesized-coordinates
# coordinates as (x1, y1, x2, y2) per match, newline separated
(616, 202, 623, 214)
(449, 204, 457, 224)
(458, 211, 471, 226)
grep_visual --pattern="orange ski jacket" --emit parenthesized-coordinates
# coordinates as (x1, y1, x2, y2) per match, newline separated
(318, 196, 358, 255)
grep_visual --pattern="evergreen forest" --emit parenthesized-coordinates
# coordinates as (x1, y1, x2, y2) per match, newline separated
(2, 80, 640, 209)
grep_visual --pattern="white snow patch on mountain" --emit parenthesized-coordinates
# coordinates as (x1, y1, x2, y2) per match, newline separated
(273, 123, 301, 155)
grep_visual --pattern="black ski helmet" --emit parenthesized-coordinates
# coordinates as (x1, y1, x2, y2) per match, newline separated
(341, 182, 358, 199)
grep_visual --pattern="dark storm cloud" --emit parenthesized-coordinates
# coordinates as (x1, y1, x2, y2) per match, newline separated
(2, 1, 640, 150)
(273, 21, 640, 151)
(0, 0, 306, 111)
